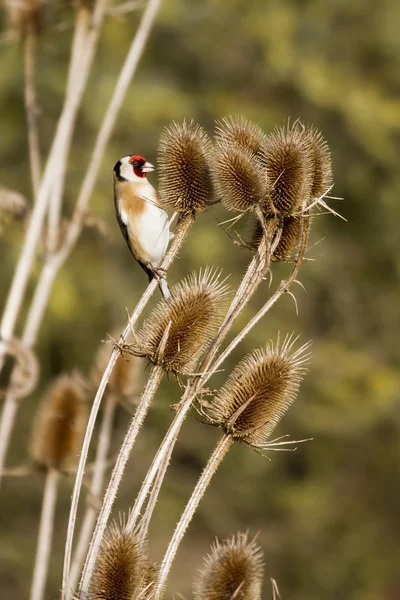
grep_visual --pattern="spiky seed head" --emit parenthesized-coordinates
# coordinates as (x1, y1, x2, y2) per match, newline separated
(136, 269, 229, 374)
(158, 120, 214, 213)
(211, 145, 269, 213)
(205, 336, 310, 446)
(89, 522, 146, 600)
(92, 337, 143, 398)
(0, 187, 28, 220)
(303, 126, 333, 200)
(5, 0, 44, 36)
(31, 374, 87, 472)
(139, 558, 159, 596)
(193, 532, 264, 600)
(215, 116, 267, 162)
(246, 215, 306, 262)
(262, 122, 313, 215)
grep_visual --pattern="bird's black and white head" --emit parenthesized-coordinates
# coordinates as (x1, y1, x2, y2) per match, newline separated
(114, 155, 156, 182)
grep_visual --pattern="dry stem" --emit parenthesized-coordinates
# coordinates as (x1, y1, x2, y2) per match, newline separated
(29, 468, 60, 600)
(67, 394, 117, 598)
(79, 364, 165, 592)
(24, 27, 41, 199)
(0, 0, 110, 491)
(153, 435, 233, 598)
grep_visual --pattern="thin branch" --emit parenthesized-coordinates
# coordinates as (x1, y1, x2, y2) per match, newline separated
(29, 469, 60, 600)
(0, 0, 109, 372)
(67, 394, 117, 598)
(153, 435, 233, 598)
(24, 27, 41, 199)
(79, 365, 165, 592)
(0, 0, 110, 491)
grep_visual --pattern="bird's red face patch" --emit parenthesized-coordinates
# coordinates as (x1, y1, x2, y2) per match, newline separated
(129, 155, 147, 178)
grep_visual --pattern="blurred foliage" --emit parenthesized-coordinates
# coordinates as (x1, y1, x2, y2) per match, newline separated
(1, 0, 400, 598)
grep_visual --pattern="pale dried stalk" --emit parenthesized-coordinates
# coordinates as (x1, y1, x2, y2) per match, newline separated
(0, 0, 109, 368)
(79, 365, 165, 593)
(125, 226, 281, 533)
(137, 433, 175, 544)
(29, 468, 61, 600)
(62, 213, 193, 600)
(24, 27, 41, 199)
(0, 0, 110, 490)
(154, 435, 233, 598)
(46, 7, 92, 254)
(67, 394, 117, 598)
(207, 219, 309, 380)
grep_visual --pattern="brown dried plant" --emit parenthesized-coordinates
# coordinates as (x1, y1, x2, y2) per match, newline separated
(205, 335, 310, 447)
(158, 120, 215, 213)
(5, 0, 45, 37)
(193, 532, 264, 600)
(31, 374, 88, 472)
(215, 115, 267, 161)
(130, 268, 229, 375)
(211, 144, 269, 213)
(261, 122, 313, 216)
(89, 521, 148, 600)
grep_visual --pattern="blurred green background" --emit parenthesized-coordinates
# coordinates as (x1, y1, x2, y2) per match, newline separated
(1, 0, 400, 598)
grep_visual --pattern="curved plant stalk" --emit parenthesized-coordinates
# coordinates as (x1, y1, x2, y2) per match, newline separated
(62, 211, 193, 600)
(0, 0, 109, 370)
(153, 435, 233, 598)
(24, 26, 41, 199)
(67, 394, 117, 598)
(137, 432, 175, 544)
(205, 218, 309, 382)
(0, 0, 110, 491)
(29, 468, 60, 600)
(46, 6, 92, 254)
(79, 364, 165, 592)
(125, 223, 283, 533)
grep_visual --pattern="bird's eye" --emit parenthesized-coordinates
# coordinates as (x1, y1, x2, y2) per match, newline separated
(133, 161, 139, 168)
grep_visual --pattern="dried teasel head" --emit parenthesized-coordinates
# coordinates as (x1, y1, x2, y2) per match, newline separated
(92, 335, 143, 399)
(0, 187, 28, 221)
(303, 126, 333, 201)
(89, 521, 147, 600)
(193, 532, 264, 600)
(262, 121, 313, 216)
(158, 120, 214, 213)
(215, 116, 267, 162)
(5, 0, 45, 36)
(205, 335, 310, 447)
(248, 215, 307, 262)
(30, 373, 87, 472)
(211, 144, 269, 213)
(134, 268, 229, 375)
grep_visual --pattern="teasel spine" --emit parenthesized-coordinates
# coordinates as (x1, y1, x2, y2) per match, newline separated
(193, 532, 264, 600)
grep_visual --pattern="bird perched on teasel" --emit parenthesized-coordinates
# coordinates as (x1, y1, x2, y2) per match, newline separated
(113, 154, 173, 300)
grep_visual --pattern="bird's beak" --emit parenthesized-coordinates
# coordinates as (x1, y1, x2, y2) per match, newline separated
(142, 161, 156, 173)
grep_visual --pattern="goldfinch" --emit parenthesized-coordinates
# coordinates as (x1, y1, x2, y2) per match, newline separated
(113, 154, 172, 300)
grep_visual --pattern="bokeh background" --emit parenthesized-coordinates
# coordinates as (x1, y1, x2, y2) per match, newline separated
(1, 0, 400, 598)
